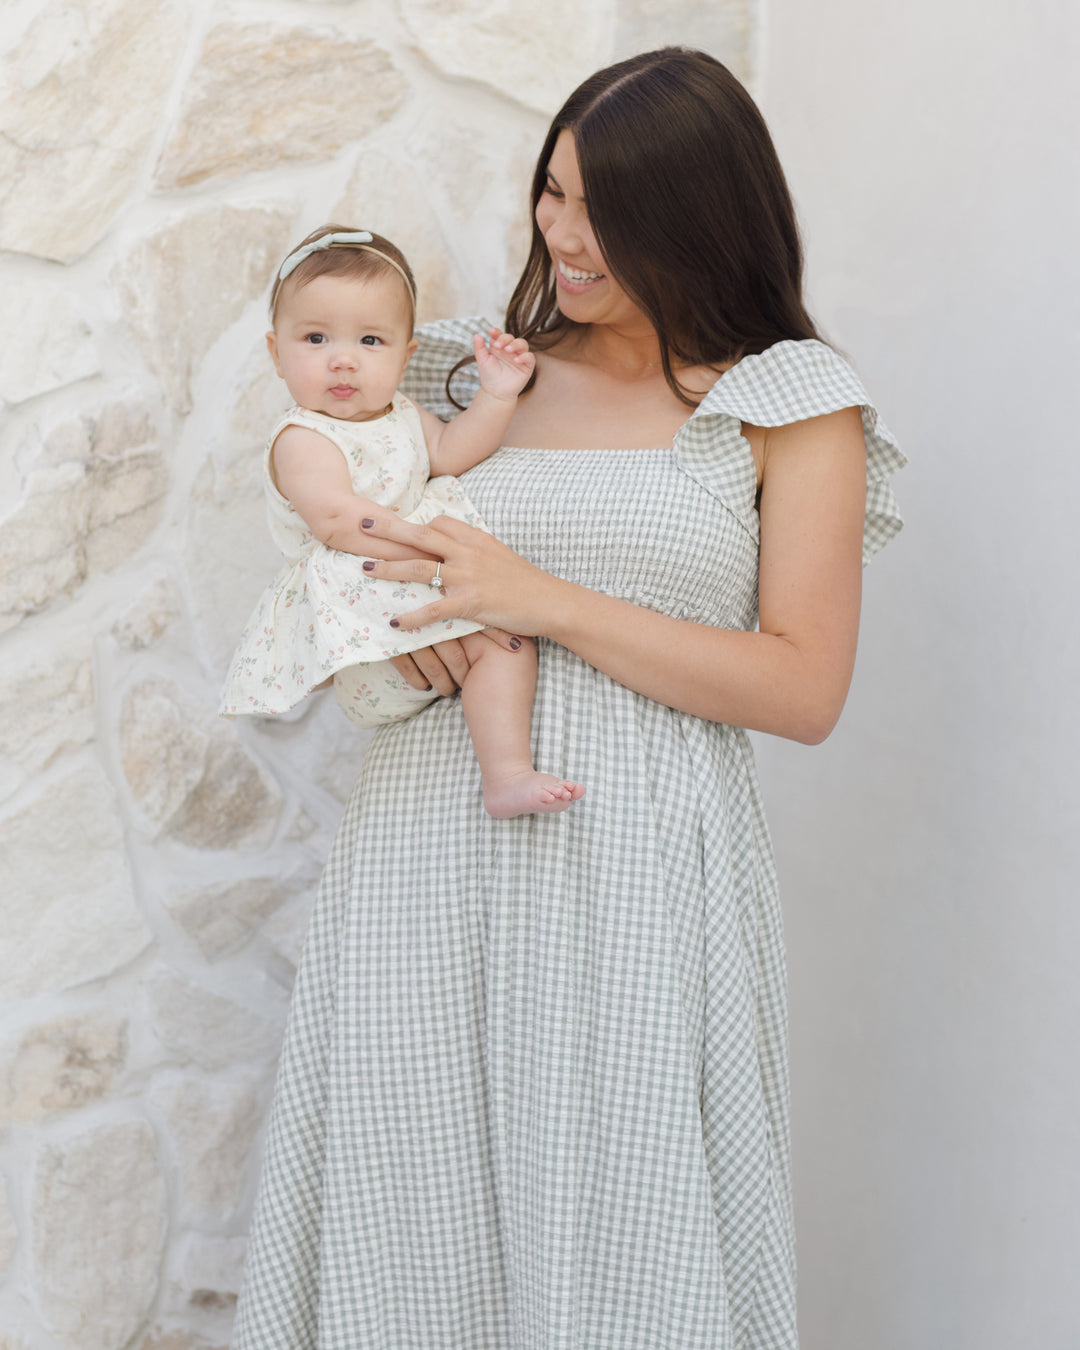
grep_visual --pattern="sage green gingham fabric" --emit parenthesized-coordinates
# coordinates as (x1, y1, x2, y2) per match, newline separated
(232, 320, 905, 1350)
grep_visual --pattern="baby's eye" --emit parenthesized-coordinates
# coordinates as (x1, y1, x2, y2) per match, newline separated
(305, 333, 326, 345)
(360, 335, 382, 346)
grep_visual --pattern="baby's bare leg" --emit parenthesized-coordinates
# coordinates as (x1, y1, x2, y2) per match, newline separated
(458, 633, 584, 819)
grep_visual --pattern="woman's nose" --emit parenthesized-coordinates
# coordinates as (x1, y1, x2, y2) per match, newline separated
(542, 205, 583, 257)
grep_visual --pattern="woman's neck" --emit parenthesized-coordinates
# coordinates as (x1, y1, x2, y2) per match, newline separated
(554, 321, 666, 383)
(546, 322, 729, 401)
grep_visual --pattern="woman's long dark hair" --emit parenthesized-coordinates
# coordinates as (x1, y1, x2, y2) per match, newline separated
(452, 47, 820, 407)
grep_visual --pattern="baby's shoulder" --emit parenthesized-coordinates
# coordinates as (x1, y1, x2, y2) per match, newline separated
(269, 420, 340, 454)
(269, 404, 346, 444)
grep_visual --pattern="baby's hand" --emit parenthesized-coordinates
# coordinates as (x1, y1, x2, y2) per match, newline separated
(474, 328, 535, 402)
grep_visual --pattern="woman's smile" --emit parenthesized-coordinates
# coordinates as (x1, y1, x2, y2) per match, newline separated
(555, 257, 606, 292)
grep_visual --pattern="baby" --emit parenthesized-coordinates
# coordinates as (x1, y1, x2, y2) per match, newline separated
(221, 225, 583, 818)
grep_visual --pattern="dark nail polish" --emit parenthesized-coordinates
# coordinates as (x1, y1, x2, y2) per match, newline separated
(424, 683, 433, 692)
(361, 518, 375, 529)
(509, 636, 522, 650)
(389, 618, 400, 629)
(362, 560, 375, 571)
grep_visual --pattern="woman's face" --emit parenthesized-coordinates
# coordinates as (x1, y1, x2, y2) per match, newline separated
(535, 130, 647, 334)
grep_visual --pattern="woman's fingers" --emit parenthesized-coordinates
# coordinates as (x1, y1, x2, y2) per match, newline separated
(390, 598, 451, 633)
(360, 510, 444, 554)
(387, 652, 431, 692)
(410, 640, 471, 695)
(478, 627, 523, 652)
(364, 512, 553, 638)
(362, 511, 481, 549)
(362, 556, 445, 587)
(388, 633, 522, 698)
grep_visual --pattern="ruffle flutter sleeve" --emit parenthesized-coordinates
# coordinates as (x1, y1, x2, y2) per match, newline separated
(675, 338, 906, 565)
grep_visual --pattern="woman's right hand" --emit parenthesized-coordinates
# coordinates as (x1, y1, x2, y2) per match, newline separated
(389, 630, 521, 696)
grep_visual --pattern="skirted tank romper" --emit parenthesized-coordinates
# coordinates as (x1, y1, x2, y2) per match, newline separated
(219, 395, 488, 726)
(232, 318, 905, 1350)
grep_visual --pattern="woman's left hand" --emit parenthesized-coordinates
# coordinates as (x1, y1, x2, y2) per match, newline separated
(360, 509, 563, 636)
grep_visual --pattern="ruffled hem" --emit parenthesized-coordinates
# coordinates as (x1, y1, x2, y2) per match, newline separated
(221, 462, 491, 717)
(219, 552, 485, 717)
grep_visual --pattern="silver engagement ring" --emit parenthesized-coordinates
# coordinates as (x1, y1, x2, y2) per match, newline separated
(429, 563, 445, 591)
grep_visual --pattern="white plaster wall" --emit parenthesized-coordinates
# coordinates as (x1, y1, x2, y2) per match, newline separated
(756, 1, 1080, 1347)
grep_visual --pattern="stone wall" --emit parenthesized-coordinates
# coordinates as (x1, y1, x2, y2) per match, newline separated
(0, 3, 754, 1347)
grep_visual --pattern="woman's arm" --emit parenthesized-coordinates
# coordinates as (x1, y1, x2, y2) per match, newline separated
(271, 425, 439, 562)
(365, 407, 867, 744)
(550, 408, 866, 742)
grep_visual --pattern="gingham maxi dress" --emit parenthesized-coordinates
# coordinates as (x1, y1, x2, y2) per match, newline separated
(232, 319, 905, 1350)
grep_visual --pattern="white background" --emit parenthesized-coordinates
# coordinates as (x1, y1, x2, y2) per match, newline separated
(755, 1, 1080, 1345)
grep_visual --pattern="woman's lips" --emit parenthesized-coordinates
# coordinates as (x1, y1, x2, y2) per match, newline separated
(556, 258, 604, 292)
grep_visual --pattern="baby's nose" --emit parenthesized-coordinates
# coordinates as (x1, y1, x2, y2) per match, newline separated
(329, 347, 359, 369)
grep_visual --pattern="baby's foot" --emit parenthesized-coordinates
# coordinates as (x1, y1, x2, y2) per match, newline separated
(483, 769, 585, 820)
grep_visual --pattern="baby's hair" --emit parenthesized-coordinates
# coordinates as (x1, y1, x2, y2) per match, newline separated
(269, 223, 418, 332)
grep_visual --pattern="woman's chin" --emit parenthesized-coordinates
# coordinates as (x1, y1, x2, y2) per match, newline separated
(555, 292, 598, 325)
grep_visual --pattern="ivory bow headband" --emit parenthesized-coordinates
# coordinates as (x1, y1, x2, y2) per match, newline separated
(276, 230, 417, 303)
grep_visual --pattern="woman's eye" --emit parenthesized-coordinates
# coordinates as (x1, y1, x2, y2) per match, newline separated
(542, 182, 564, 201)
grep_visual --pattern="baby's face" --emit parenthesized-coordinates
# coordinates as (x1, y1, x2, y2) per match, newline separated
(267, 271, 417, 421)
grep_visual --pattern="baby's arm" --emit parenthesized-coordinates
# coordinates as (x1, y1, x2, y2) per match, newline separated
(421, 329, 535, 477)
(271, 426, 438, 561)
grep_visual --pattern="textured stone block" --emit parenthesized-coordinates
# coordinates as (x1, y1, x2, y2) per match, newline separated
(149, 1073, 260, 1223)
(404, 111, 537, 315)
(120, 679, 211, 830)
(155, 24, 406, 188)
(0, 0, 184, 262)
(163, 875, 303, 959)
(332, 149, 464, 324)
(0, 765, 148, 1001)
(0, 632, 94, 800)
(0, 402, 167, 632)
(400, 0, 614, 113)
(32, 1122, 167, 1350)
(0, 283, 98, 405)
(144, 970, 282, 1072)
(169, 736, 282, 850)
(0, 1176, 16, 1272)
(119, 678, 282, 848)
(1, 1012, 127, 1125)
(184, 446, 282, 676)
(112, 579, 179, 651)
(258, 891, 318, 978)
(173, 1234, 247, 1310)
(613, 0, 754, 82)
(0, 463, 87, 633)
(115, 206, 294, 412)
(139, 1330, 226, 1350)
(218, 343, 292, 468)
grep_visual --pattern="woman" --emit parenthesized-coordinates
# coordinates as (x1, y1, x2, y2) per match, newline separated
(234, 48, 904, 1350)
